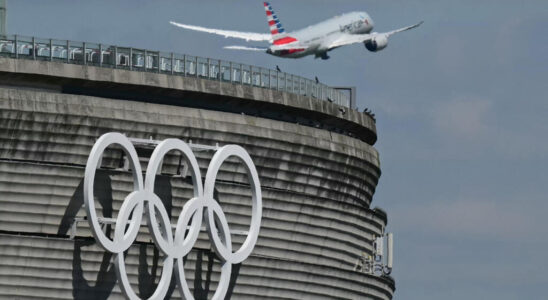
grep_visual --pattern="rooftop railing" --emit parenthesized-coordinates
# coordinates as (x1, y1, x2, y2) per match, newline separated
(0, 34, 351, 107)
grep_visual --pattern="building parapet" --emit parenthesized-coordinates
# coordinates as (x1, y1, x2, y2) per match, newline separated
(0, 34, 352, 107)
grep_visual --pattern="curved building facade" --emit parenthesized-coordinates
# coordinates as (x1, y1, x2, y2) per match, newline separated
(0, 38, 394, 299)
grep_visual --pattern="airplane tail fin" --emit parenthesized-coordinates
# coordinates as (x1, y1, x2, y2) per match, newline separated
(264, 2, 287, 41)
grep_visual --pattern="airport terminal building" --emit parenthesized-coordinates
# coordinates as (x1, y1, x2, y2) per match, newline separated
(0, 34, 395, 299)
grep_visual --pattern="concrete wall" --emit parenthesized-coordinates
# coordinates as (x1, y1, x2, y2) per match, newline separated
(0, 59, 394, 299)
(0, 57, 378, 144)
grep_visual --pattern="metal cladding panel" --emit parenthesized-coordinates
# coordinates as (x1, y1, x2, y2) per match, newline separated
(0, 160, 383, 268)
(0, 85, 394, 299)
(0, 234, 394, 299)
(0, 88, 380, 206)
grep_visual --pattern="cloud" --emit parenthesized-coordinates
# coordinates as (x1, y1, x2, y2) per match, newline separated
(392, 195, 547, 242)
(431, 96, 492, 140)
(435, 35, 467, 75)
(425, 95, 548, 160)
(375, 96, 419, 118)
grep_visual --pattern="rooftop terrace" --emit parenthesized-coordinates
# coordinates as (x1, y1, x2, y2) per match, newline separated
(0, 34, 353, 107)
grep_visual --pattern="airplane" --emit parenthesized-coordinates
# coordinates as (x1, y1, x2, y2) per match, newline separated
(170, 2, 422, 60)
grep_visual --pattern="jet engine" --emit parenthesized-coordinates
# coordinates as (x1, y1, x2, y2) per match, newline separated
(364, 34, 388, 52)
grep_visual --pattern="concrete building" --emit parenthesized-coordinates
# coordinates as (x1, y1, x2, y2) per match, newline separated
(0, 36, 394, 299)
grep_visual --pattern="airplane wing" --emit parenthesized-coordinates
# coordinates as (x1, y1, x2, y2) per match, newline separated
(170, 21, 271, 42)
(384, 21, 424, 37)
(327, 21, 423, 49)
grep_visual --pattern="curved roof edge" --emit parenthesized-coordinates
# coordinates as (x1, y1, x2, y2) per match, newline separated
(0, 57, 378, 144)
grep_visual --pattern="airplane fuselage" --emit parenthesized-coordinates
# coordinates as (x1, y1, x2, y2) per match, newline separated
(170, 3, 422, 60)
(267, 12, 374, 59)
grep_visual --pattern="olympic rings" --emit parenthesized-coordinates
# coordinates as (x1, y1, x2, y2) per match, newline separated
(83, 133, 262, 300)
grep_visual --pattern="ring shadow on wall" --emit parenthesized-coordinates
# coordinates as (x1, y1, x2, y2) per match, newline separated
(60, 171, 242, 299)
(64, 170, 116, 299)
(57, 170, 112, 237)
(191, 250, 242, 300)
(171, 176, 243, 299)
(72, 239, 117, 300)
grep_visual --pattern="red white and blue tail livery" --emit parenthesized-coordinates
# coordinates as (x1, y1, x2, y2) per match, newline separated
(170, 2, 422, 59)
(264, 2, 285, 38)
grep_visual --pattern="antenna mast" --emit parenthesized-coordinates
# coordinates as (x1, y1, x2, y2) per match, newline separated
(0, 0, 6, 36)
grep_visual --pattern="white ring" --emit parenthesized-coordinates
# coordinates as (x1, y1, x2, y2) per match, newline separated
(116, 251, 174, 300)
(144, 139, 204, 258)
(84, 132, 144, 254)
(204, 145, 263, 264)
(84, 133, 262, 300)
(176, 210, 233, 300)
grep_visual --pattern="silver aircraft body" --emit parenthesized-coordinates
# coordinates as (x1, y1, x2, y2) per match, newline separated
(170, 2, 422, 60)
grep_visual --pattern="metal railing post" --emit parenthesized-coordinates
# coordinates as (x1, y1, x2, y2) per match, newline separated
(287, 74, 291, 92)
(319, 84, 322, 100)
(129, 48, 133, 70)
(182, 55, 186, 76)
(287, 74, 291, 93)
(268, 69, 272, 89)
(250, 66, 253, 85)
(290, 74, 294, 93)
(66, 40, 70, 63)
(49, 39, 53, 61)
(240, 64, 243, 84)
(318, 84, 321, 100)
(99, 44, 103, 66)
(32, 37, 36, 60)
(229, 62, 233, 82)
(195, 56, 198, 78)
(218, 60, 222, 81)
(83, 42, 86, 65)
(14, 35, 18, 58)
(157, 52, 161, 73)
(171, 53, 174, 74)
(276, 71, 280, 90)
(114, 46, 118, 69)
(144, 50, 147, 70)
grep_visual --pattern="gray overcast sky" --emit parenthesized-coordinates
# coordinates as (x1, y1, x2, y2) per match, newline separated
(7, 0, 548, 299)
